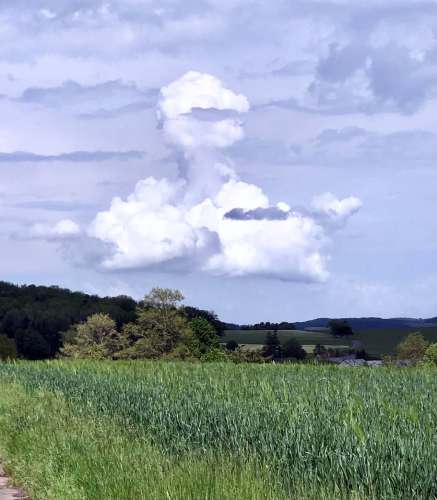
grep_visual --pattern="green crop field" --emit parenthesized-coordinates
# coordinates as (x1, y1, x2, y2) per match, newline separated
(229, 343, 350, 354)
(223, 329, 348, 348)
(223, 327, 437, 356)
(354, 327, 437, 356)
(0, 361, 436, 499)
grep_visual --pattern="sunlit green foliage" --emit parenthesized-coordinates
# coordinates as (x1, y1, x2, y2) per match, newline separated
(189, 317, 219, 355)
(60, 288, 223, 361)
(422, 343, 437, 367)
(61, 314, 123, 359)
(395, 332, 429, 361)
(116, 288, 199, 359)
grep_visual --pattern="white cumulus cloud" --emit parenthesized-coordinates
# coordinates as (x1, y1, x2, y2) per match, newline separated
(90, 177, 218, 270)
(158, 71, 249, 119)
(157, 71, 249, 150)
(81, 71, 362, 282)
(312, 192, 363, 227)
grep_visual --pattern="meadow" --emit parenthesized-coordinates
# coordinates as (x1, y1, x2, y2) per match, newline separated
(223, 327, 437, 356)
(0, 361, 436, 499)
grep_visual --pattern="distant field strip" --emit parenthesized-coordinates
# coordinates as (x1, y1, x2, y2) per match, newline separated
(223, 327, 437, 356)
(231, 343, 349, 354)
(223, 330, 347, 346)
(0, 361, 436, 499)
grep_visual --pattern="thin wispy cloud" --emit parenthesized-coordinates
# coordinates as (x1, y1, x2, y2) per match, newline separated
(0, 151, 146, 163)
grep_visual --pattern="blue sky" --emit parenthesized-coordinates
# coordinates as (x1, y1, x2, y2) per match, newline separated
(0, 0, 436, 322)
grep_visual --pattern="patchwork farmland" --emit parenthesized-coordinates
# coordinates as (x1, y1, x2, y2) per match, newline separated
(223, 327, 437, 357)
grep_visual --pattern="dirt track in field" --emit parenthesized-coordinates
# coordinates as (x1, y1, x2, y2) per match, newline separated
(0, 464, 27, 499)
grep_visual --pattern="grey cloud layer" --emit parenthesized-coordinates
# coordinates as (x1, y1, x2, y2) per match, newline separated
(231, 128, 437, 168)
(0, 150, 145, 162)
(1, 0, 436, 116)
(12, 80, 159, 119)
(309, 42, 437, 114)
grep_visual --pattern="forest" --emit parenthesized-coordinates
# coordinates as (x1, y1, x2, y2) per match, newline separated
(0, 281, 227, 361)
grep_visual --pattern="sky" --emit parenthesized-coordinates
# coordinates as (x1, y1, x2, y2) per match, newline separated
(0, 0, 436, 323)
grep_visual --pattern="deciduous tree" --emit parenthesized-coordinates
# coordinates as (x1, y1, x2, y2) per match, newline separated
(421, 343, 437, 366)
(61, 314, 122, 359)
(395, 332, 429, 361)
(262, 331, 282, 360)
(117, 288, 194, 359)
(328, 319, 353, 337)
(189, 317, 219, 355)
(283, 338, 306, 360)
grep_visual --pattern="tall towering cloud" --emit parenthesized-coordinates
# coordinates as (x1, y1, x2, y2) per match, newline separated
(84, 71, 361, 282)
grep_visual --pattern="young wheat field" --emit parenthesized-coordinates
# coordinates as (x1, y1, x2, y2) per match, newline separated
(0, 361, 435, 499)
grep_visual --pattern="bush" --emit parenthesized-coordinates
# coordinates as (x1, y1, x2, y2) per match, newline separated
(282, 338, 306, 360)
(201, 348, 230, 362)
(0, 334, 17, 360)
(189, 317, 219, 354)
(225, 340, 239, 351)
(396, 332, 429, 361)
(262, 331, 281, 360)
(422, 343, 437, 367)
(230, 347, 265, 363)
(163, 343, 197, 361)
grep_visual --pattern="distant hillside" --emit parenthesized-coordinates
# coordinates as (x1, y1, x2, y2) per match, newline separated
(0, 281, 137, 359)
(295, 317, 437, 331)
(295, 318, 408, 331)
(227, 317, 437, 332)
(423, 317, 437, 325)
(0, 281, 227, 360)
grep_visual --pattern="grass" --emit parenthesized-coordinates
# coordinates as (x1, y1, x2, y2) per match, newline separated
(223, 327, 437, 356)
(0, 385, 287, 500)
(0, 361, 436, 499)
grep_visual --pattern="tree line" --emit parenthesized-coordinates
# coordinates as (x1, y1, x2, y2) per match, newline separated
(0, 280, 436, 367)
(61, 288, 225, 361)
(0, 283, 311, 363)
(240, 321, 296, 331)
(0, 282, 225, 361)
